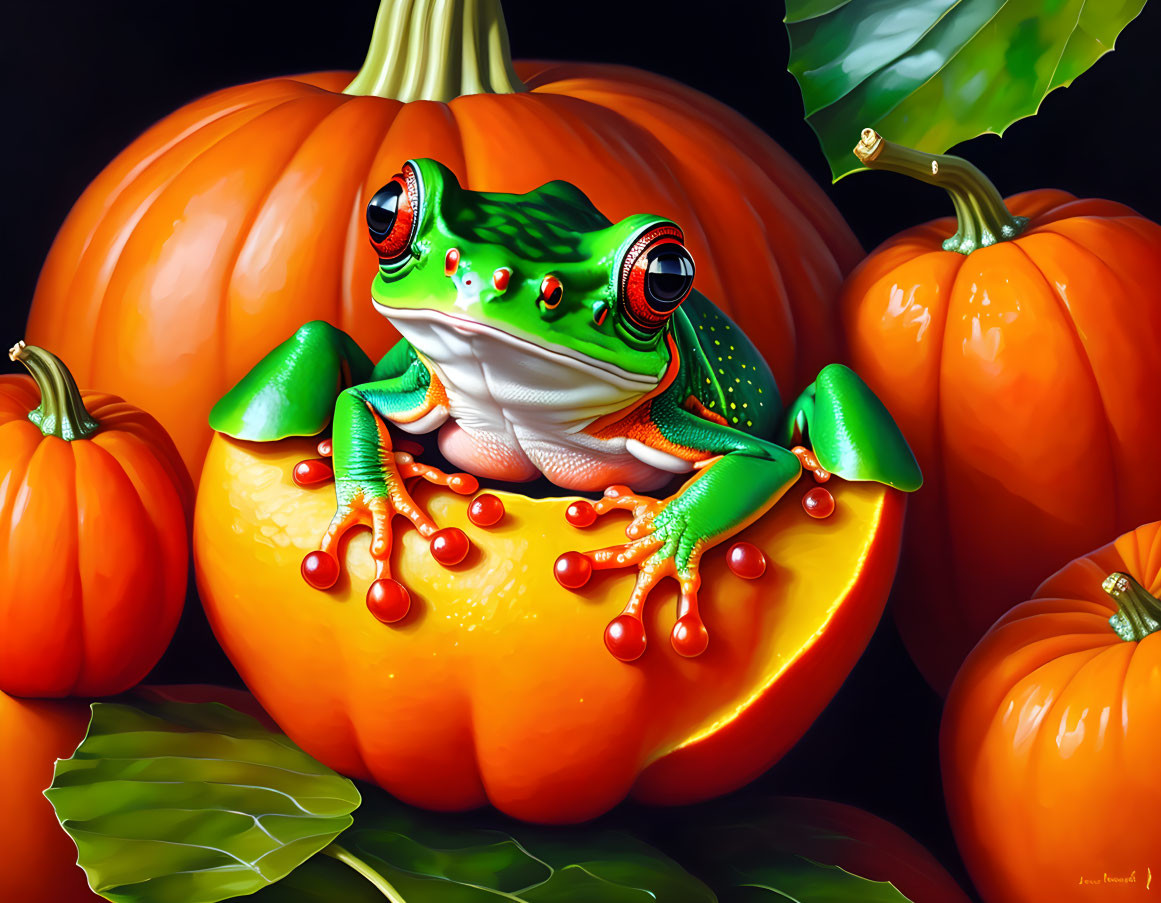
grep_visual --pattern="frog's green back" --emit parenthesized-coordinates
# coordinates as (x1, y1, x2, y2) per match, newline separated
(673, 292, 781, 440)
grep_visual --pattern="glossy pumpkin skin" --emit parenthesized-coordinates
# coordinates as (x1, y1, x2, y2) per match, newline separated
(842, 189, 1161, 692)
(194, 434, 904, 824)
(27, 63, 861, 480)
(942, 522, 1161, 903)
(0, 685, 267, 903)
(0, 375, 193, 697)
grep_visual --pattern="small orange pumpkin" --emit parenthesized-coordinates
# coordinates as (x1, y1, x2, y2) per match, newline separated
(841, 130, 1161, 693)
(942, 520, 1161, 903)
(26, 0, 861, 479)
(0, 343, 192, 697)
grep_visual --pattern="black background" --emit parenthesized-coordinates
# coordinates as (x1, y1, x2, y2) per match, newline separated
(7, 2, 1161, 899)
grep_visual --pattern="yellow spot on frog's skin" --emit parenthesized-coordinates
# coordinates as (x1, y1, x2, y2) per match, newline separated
(699, 324, 704, 330)
(705, 378, 711, 384)
(714, 340, 720, 346)
(746, 420, 753, 427)
(729, 345, 735, 351)
(757, 388, 764, 394)
(735, 378, 741, 383)
(710, 326, 716, 332)
(727, 386, 733, 392)
(730, 402, 736, 410)
(718, 368, 724, 374)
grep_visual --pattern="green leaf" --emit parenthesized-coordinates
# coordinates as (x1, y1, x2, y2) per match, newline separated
(326, 793, 719, 902)
(44, 701, 361, 903)
(721, 854, 914, 902)
(785, 0, 1148, 180)
(664, 807, 917, 903)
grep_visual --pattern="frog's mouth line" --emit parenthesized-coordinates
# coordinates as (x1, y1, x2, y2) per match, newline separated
(373, 303, 661, 392)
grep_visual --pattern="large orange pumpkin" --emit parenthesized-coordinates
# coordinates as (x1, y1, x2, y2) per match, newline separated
(942, 520, 1161, 903)
(0, 343, 192, 697)
(26, 0, 861, 480)
(841, 130, 1161, 693)
(0, 684, 268, 903)
(194, 433, 905, 824)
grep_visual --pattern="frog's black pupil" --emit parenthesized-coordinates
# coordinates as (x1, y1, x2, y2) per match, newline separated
(367, 181, 403, 237)
(645, 248, 694, 308)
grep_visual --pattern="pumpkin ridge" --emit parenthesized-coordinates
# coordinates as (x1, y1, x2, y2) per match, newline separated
(1028, 644, 1121, 765)
(85, 96, 319, 388)
(1006, 238, 1121, 527)
(85, 435, 177, 690)
(71, 92, 312, 311)
(218, 94, 359, 387)
(64, 440, 85, 696)
(931, 250, 972, 643)
(1141, 523, 1161, 580)
(85, 87, 309, 243)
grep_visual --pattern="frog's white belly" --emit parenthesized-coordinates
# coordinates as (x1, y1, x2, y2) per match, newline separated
(379, 306, 690, 491)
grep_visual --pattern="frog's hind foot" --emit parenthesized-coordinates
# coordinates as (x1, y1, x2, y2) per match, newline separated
(556, 485, 708, 662)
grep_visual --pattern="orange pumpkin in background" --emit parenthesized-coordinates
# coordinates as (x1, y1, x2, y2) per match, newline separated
(0, 343, 192, 698)
(942, 520, 1161, 903)
(26, 0, 861, 480)
(841, 130, 1161, 693)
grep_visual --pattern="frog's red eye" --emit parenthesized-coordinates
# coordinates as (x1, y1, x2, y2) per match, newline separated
(538, 274, 563, 309)
(367, 163, 420, 264)
(618, 224, 694, 331)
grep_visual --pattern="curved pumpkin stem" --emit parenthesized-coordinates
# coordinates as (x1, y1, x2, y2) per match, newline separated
(8, 341, 99, 441)
(1103, 572, 1161, 642)
(343, 0, 526, 103)
(853, 129, 1029, 255)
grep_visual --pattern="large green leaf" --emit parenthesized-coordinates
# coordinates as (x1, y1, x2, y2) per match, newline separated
(786, 0, 1148, 180)
(713, 854, 913, 902)
(319, 795, 720, 902)
(44, 702, 361, 903)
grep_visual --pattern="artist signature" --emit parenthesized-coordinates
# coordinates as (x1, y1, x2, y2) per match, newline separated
(1078, 867, 1152, 889)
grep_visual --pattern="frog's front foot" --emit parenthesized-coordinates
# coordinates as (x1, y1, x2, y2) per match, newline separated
(300, 452, 478, 623)
(555, 485, 709, 662)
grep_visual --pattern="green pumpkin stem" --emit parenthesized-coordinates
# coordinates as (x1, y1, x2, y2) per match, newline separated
(1103, 572, 1161, 642)
(853, 129, 1029, 255)
(343, 0, 526, 103)
(8, 341, 99, 441)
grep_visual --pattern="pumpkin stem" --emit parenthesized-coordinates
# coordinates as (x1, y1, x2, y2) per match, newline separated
(8, 341, 99, 441)
(853, 129, 1029, 255)
(343, 0, 526, 103)
(1103, 572, 1161, 642)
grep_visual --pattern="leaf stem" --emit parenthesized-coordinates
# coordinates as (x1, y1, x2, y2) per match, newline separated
(853, 128, 1029, 255)
(324, 843, 407, 902)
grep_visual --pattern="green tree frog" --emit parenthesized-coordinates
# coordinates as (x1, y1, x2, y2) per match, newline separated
(212, 159, 919, 661)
